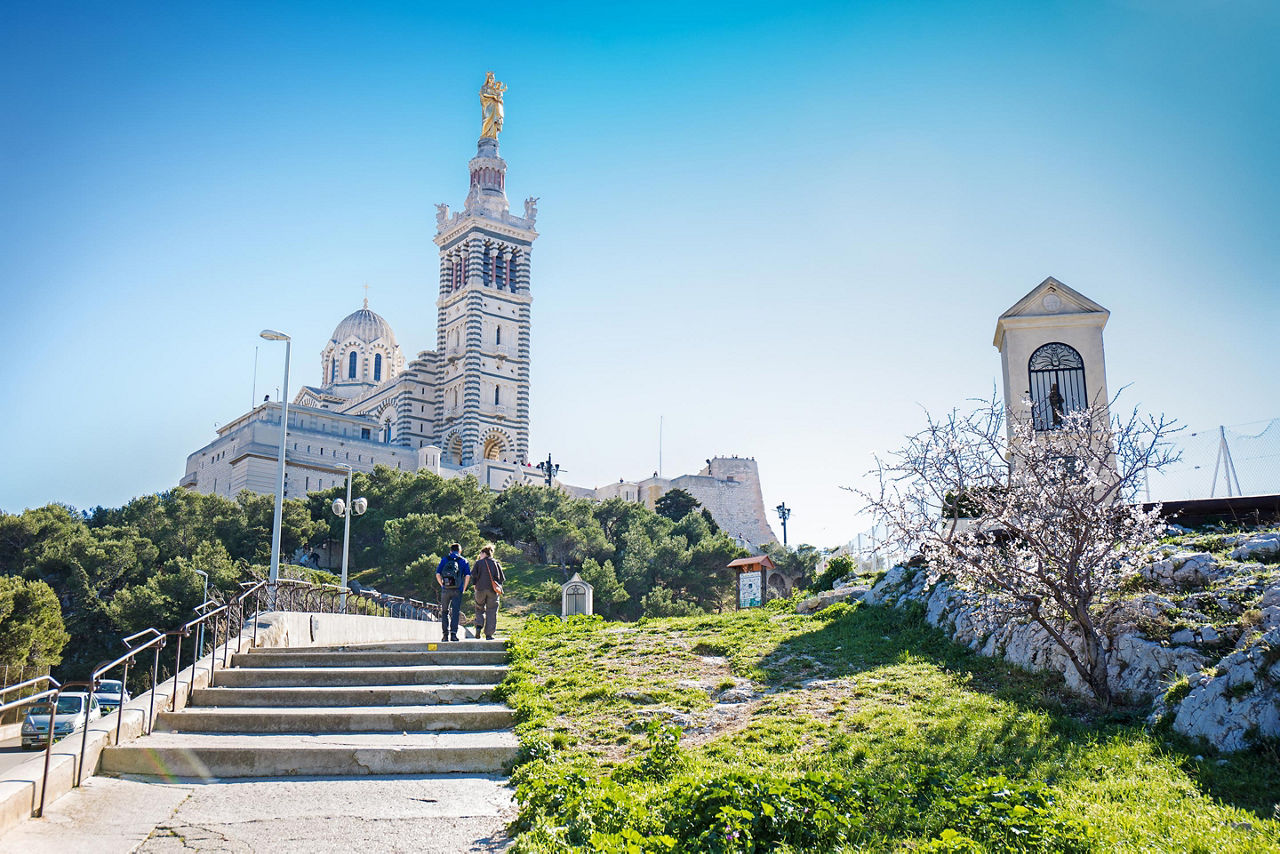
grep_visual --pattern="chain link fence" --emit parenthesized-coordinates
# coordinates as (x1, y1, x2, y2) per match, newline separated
(1146, 417, 1280, 501)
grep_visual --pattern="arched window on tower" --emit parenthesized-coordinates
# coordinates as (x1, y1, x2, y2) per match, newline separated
(495, 326, 502, 346)
(1028, 342, 1087, 431)
(494, 385, 501, 406)
(348, 351, 357, 380)
(374, 353, 382, 382)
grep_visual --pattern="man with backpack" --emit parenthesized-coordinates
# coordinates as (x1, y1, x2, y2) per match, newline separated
(435, 543, 471, 642)
(471, 544, 506, 640)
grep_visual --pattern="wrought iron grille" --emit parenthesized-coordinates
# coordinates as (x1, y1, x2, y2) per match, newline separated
(1028, 342, 1086, 431)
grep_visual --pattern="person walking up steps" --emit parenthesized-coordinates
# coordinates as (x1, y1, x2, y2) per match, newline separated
(435, 543, 470, 642)
(471, 544, 506, 640)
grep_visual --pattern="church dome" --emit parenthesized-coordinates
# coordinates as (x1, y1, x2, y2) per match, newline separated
(330, 300, 397, 346)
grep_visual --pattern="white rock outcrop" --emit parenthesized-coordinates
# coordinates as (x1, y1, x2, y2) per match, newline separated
(853, 534, 1280, 753)
(1170, 627, 1280, 752)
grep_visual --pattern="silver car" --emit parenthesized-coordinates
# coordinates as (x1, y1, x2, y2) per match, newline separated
(94, 679, 130, 714)
(21, 692, 102, 750)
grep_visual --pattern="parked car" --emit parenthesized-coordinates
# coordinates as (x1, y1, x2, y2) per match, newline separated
(94, 679, 130, 714)
(20, 692, 102, 750)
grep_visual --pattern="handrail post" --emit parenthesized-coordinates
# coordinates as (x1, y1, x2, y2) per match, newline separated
(170, 633, 184, 713)
(148, 643, 161, 735)
(77, 677, 94, 786)
(116, 659, 129, 745)
(37, 685, 62, 818)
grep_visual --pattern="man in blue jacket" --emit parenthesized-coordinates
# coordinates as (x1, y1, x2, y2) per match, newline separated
(435, 543, 471, 642)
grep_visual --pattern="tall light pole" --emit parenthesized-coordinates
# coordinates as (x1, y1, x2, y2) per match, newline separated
(260, 329, 291, 598)
(535, 453, 561, 487)
(775, 502, 792, 548)
(331, 465, 367, 609)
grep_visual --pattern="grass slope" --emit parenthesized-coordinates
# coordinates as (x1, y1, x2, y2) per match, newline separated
(498, 600, 1280, 853)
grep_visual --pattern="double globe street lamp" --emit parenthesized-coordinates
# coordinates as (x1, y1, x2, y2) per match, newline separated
(331, 463, 368, 608)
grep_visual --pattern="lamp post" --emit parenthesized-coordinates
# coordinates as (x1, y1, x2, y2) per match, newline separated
(535, 453, 561, 487)
(775, 502, 792, 548)
(331, 464, 367, 609)
(260, 329, 291, 602)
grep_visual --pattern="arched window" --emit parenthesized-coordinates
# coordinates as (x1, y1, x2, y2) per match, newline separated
(495, 325, 502, 345)
(494, 385, 501, 405)
(331, 358, 338, 384)
(1028, 342, 1087, 431)
(348, 351, 357, 379)
(374, 353, 382, 382)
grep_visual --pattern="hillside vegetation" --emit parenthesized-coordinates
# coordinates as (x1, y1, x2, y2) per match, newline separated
(499, 600, 1280, 853)
(0, 466, 750, 685)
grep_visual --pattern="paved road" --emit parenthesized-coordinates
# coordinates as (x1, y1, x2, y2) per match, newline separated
(0, 774, 516, 853)
(0, 736, 38, 775)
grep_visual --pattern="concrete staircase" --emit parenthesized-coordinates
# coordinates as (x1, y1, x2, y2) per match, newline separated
(102, 639, 518, 778)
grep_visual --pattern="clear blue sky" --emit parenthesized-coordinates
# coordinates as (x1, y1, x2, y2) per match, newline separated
(2, 1, 1277, 547)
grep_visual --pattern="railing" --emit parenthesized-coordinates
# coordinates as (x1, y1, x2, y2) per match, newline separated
(0, 675, 61, 816)
(6, 575, 435, 824)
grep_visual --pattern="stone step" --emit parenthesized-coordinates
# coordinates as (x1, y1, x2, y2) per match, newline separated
(101, 731, 519, 778)
(230, 650, 508, 668)
(190, 684, 496, 708)
(212, 665, 508, 689)
(263, 639, 506, 654)
(155, 704, 515, 733)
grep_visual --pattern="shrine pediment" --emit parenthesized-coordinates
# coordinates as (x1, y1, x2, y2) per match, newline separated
(994, 277, 1109, 347)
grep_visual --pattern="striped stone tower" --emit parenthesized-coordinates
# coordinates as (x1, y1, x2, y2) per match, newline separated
(432, 111, 537, 468)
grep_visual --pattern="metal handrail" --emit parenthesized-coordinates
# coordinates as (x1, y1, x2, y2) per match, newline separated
(13, 572, 431, 823)
(0, 675, 63, 817)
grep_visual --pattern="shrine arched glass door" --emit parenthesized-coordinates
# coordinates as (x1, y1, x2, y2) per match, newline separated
(1028, 342, 1086, 431)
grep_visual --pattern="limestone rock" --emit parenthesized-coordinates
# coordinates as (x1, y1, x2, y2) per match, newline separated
(796, 584, 869, 615)
(1140, 552, 1223, 588)
(717, 687, 755, 704)
(1230, 533, 1280, 563)
(1172, 627, 1280, 752)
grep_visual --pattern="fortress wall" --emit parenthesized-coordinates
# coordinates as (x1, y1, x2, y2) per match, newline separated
(671, 457, 778, 548)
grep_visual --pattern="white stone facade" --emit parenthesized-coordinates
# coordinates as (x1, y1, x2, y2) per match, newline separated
(181, 96, 777, 551)
(994, 277, 1111, 432)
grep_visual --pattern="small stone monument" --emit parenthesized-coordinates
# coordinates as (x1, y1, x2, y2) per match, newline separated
(561, 572, 594, 619)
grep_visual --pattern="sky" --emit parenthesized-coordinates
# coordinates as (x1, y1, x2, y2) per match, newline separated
(1, 1, 1277, 548)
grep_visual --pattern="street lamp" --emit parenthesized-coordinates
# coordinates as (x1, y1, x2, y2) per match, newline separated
(775, 502, 792, 548)
(534, 453, 562, 487)
(331, 464, 368, 609)
(260, 329, 291, 600)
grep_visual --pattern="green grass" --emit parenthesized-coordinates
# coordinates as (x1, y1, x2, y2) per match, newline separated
(498, 600, 1280, 852)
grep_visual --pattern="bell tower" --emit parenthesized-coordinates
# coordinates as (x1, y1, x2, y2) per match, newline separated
(432, 73, 537, 467)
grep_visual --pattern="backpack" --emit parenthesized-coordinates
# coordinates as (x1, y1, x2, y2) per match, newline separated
(439, 554, 462, 589)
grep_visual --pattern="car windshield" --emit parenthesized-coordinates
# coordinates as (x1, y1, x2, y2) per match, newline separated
(97, 681, 122, 694)
(55, 697, 84, 715)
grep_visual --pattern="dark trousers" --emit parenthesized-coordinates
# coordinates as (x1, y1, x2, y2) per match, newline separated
(473, 587, 499, 639)
(439, 588, 463, 638)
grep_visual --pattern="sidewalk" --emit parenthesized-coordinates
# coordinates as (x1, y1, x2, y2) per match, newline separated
(0, 774, 515, 854)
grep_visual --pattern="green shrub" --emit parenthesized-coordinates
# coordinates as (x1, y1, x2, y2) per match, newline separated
(816, 601, 856, 621)
(612, 721, 688, 784)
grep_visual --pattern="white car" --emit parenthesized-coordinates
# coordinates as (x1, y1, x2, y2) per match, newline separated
(94, 679, 130, 714)
(21, 692, 102, 750)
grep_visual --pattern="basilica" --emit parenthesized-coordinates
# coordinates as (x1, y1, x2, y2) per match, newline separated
(181, 76, 780, 550)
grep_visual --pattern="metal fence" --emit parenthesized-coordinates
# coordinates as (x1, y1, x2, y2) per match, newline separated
(1146, 417, 1280, 501)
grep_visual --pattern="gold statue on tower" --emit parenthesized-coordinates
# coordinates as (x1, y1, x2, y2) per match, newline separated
(479, 72, 506, 140)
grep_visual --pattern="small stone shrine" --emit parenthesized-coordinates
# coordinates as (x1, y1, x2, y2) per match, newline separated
(561, 572, 594, 619)
(993, 276, 1111, 434)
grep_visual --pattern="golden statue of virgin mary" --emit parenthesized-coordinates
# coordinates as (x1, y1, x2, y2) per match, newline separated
(479, 72, 506, 140)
